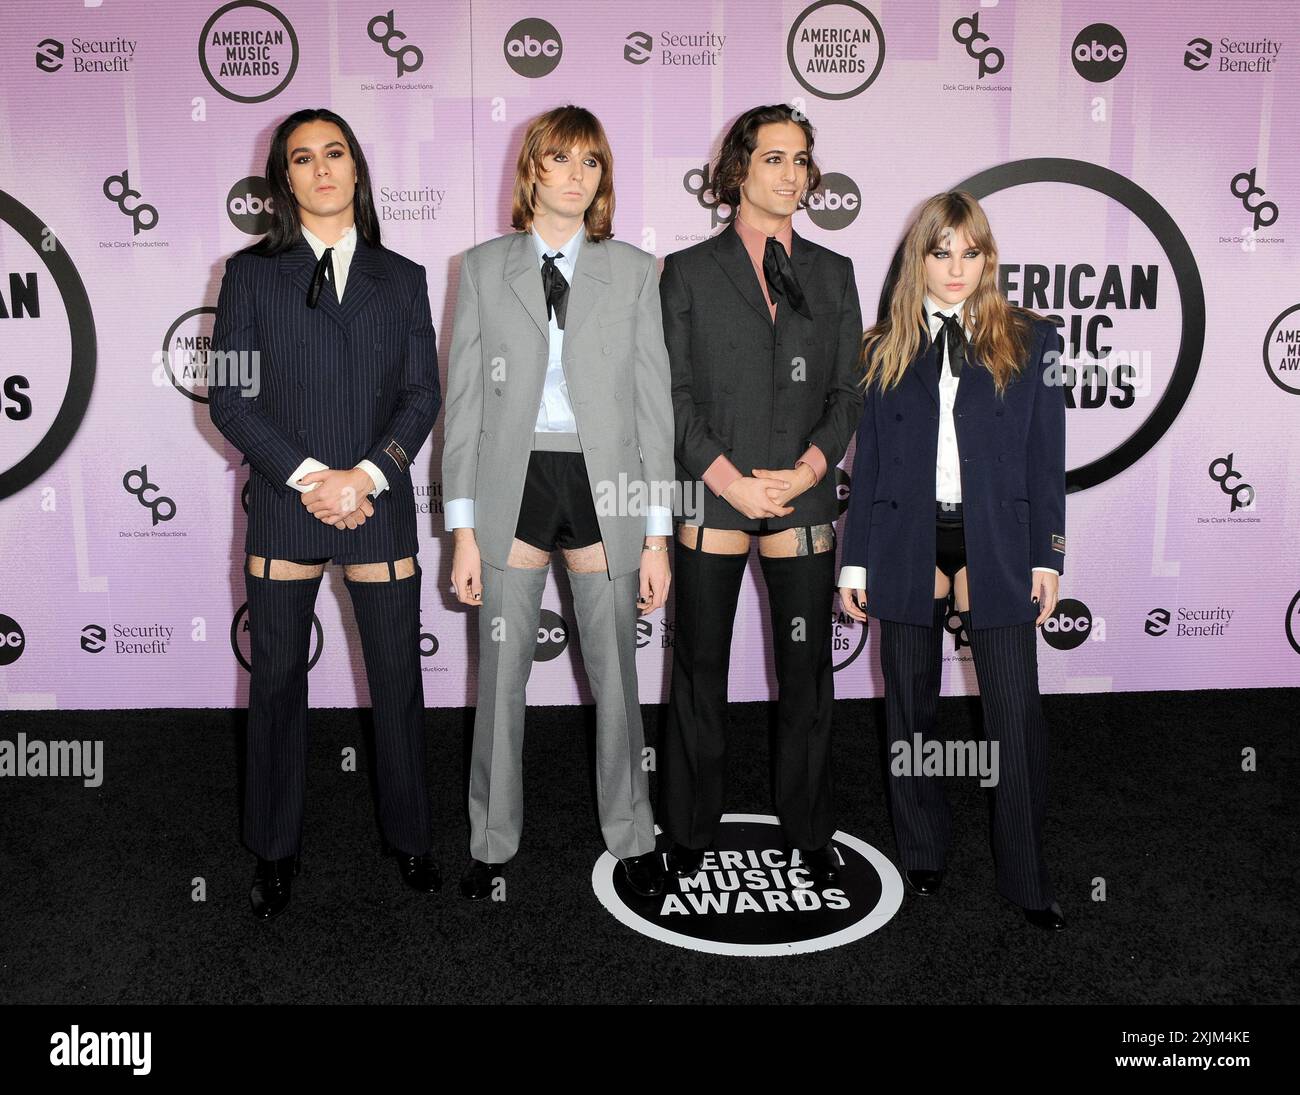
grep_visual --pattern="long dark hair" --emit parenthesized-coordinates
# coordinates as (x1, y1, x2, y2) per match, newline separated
(248, 108, 382, 255)
(712, 104, 822, 211)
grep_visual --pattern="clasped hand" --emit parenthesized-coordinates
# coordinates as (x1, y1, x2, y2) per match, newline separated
(721, 464, 816, 519)
(296, 468, 375, 530)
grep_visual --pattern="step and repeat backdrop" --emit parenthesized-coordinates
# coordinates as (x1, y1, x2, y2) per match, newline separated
(1, 0, 1296, 709)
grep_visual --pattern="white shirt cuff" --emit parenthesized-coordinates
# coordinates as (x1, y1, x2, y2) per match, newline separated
(445, 497, 475, 530)
(355, 459, 387, 498)
(646, 505, 672, 538)
(287, 456, 329, 493)
(1032, 567, 1060, 576)
(837, 565, 867, 590)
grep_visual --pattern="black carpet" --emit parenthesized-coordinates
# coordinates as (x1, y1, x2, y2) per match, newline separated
(1, 688, 1294, 1005)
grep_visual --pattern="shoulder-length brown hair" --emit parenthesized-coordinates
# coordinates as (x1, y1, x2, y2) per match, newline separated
(862, 191, 1037, 396)
(510, 105, 615, 241)
(712, 104, 822, 211)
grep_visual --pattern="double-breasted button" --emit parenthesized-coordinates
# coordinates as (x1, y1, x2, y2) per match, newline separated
(297, 337, 306, 346)
(997, 453, 1006, 463)
(586, 445, 597, 453)
(374, 386, 382, 397)
(494, 387, 502, 396)
(602, 346, 611, 356)
(893, 456, 901, 464)
(890, 500, 898, 509)
(296, 427, 307, 437)
(895, 413, 903, 422)
(614, 390, 623, 401)
(995, 409, 1004, 417)
(297, 379, 306, 390)
(374, 341, 382, 350)
(622, 438, 631, 447)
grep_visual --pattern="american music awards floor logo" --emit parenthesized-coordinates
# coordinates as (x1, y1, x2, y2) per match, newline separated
(593, 814, 903, 956)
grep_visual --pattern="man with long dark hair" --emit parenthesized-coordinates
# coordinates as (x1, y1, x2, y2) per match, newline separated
(658, 104, 864, 883)
(209, 108, 442, 919)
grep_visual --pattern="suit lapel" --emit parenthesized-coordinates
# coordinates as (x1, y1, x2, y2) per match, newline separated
(910, 328, 941, 408)
(276, 234, 388, 329)
(506, 231, 550, 341)
(561, 237, 610, 339)
(712, 222, 773, 327)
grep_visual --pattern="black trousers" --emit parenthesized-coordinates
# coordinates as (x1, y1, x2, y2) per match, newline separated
(242, 555, 431, 860)
(876, 522, 1054, 909)
(660, 528, 837, 851)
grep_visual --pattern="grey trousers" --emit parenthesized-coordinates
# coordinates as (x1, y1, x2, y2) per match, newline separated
(467, 560, 656, 864)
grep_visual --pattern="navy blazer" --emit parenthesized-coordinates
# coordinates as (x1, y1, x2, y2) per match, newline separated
(840, 316, 1066, 629)
(209, 235, 441, 564)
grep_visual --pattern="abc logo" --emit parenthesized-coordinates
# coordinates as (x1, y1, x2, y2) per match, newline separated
(0, 614, 25, 665)
(835, 467, 851, 517)
(226, 176, 276, 235)
(806, 172, 862, 231)
(504, 18, 562, 78)
(534, 608, 570, 661)
(1072, 23, 1127, 82)
(1041, 598, 1093, 650)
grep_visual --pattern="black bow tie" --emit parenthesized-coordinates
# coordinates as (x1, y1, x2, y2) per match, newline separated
(762, 236, 810, 320)
(541, 251, 569, 329)
(932, 312, 966, 378)
(307, 246, 333, 309)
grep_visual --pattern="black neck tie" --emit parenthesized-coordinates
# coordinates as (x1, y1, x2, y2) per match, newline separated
(307, 246, 333, 309)
(933, 312, 966, 378)
(762, 236, 810, 320)
(541, 252, 569, 329)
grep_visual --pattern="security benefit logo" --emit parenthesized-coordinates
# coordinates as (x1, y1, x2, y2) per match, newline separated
(956, 159, 1205, 492)
(593, 815, 903, 956)
(0, 191, 96, 501)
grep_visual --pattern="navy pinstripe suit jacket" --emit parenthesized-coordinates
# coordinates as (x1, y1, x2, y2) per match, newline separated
(209, 235, 441, 564)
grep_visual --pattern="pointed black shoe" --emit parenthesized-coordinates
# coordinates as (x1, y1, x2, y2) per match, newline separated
(799, 843, 842, 885)
(620, 850, 668, 897)
(1024, 902, 1067, 931)
(905, 869, 945, 896)
(250, 854, 299, 920)
(397, 852, 442, 893)
(459, 858, 505, 900)
(666, 843, 705, 877)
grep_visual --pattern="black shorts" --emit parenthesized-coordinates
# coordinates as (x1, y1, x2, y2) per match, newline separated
(514, 451, 602, 552)
(936, 500, 966, 581)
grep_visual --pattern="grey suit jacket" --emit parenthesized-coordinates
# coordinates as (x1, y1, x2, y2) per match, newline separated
(442, 231, 675, 579)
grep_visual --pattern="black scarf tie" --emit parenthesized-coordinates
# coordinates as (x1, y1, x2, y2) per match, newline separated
(762, 236, 810, 319)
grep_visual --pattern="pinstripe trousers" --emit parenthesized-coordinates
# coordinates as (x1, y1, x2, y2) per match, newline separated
(878, 598, 1054, 909)
(242, 556, 432, 860)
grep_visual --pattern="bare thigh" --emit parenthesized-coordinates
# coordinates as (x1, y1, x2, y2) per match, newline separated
(934, 566, 971, 610)
(677, 525, 749, 554)
(756, 524, 835, 558)
(506, 538, 551, 570)
(343, 556, 417, 581)
(562, 541, 608, 574)
(246, 554, 325, 580)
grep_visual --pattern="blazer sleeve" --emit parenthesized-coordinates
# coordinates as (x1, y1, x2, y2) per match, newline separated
(363, 264, 442, 483)
(804, 256, 865, 466)
(632, 252, 677, 514)
(208, 254, 311, 497)
(661, 251, 729, 479)
(440, 251, 483, 506)
(839, 371, 878, 573)
(1026, 321, 1067, 575)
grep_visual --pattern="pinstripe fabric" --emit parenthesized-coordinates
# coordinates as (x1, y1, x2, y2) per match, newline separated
(958, 609, 1054, 909)
(878, 598, 952, 871)
(344, 562, 431, 857)
(209, 236, 441, 564)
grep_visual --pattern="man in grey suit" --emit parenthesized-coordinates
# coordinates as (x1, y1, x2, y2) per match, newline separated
(442, 106, 675, 899)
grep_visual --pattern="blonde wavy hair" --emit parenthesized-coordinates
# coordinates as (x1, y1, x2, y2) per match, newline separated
(510, 105, 614, 241)
(862, 191, 1036, 396)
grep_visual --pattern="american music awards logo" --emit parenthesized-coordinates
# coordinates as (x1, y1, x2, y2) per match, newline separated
(593, 814, 903, 956)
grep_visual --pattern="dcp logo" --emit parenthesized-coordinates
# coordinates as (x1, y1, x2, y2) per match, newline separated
(0, 615, 25, 666)
(504, 18, 562, 78)
(1230, 167, 1278, 232)
(1071, 23, 1126, 82)
(367, 10, 423, 76)
(104, 171, 159, 236)
(683, 163, 732, 229)
(1184, 37, 1212, 71)
(806, 172, 861, 231)
(1208, 453, 1254, 512)
(624, 31, 652, 65)
(534, 608, 569, 661)
(1041, 598, 1093, 650)
(123, 465, 176, 525)
(36, 38, 64, 72)
(226, 176, 275, 234)
(952, 11, 1004, 79)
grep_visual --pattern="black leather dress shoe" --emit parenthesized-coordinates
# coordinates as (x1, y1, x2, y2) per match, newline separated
(250, 854, 299, 920)
(904, 868, 945, 896)
(1024, 902, 1067, 930)
(666, 843, 705, 877)
(459, 859, 505, 900)
(620, 850, 667, 897)
(800, 843, 842, 885)
(397, 852, 442, 893)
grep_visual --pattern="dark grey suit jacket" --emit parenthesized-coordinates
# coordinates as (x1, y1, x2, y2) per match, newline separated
(208, 236, 441, 563)
(660, 221, 864, 530)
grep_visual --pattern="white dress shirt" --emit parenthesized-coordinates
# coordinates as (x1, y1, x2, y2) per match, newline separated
(836, 295, 1058, 590)
(445, 226, 671, 538)
(284, 223, 389, 499)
